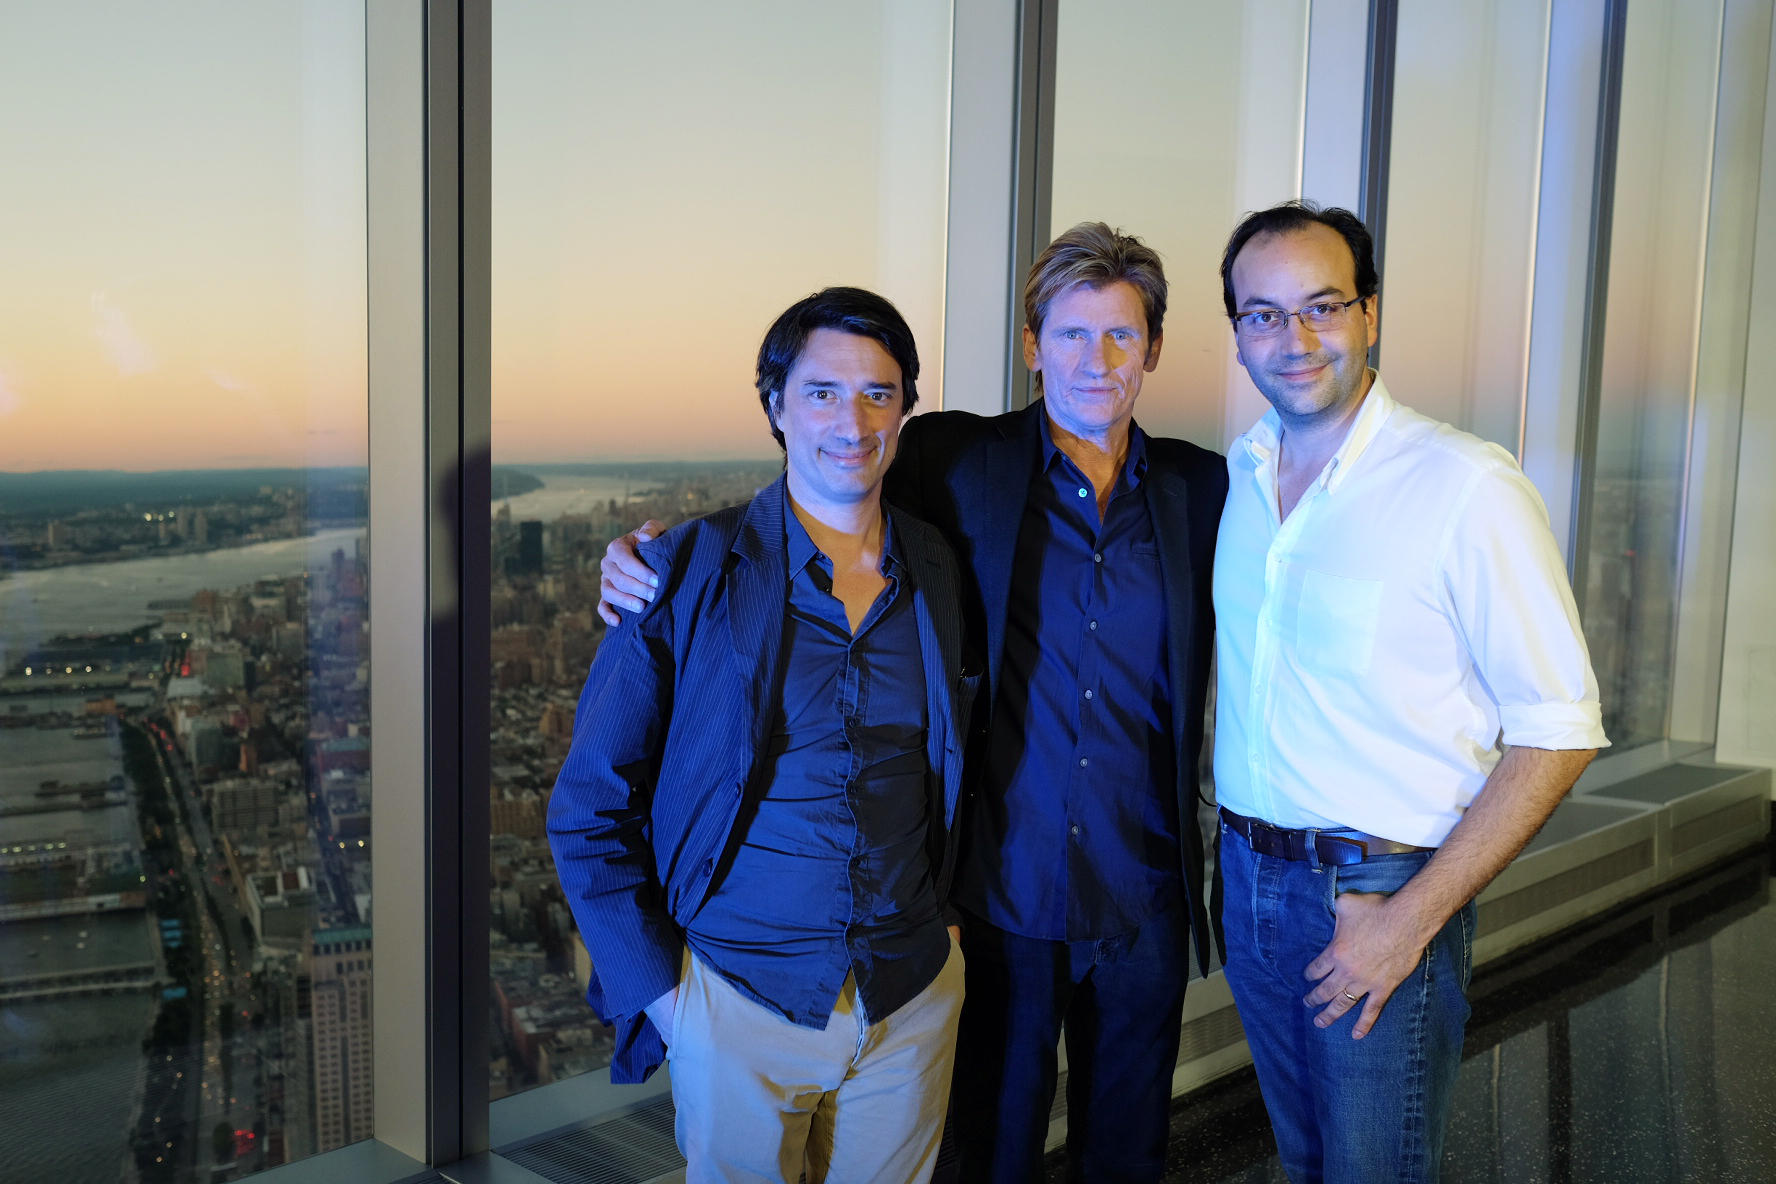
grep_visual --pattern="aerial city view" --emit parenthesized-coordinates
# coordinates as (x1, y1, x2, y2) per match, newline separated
(0, 470, 373, 1182)
(0, 458, 777, 1182)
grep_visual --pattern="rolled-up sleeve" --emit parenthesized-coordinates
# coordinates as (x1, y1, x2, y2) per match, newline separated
(1440, 464, 1608, 752)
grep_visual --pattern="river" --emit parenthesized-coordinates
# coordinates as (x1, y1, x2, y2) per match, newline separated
(492, 472, 647, 522)
(0, 527, 366, 640)
(0, 695, 152, 1184)
(0, 473, 664, 645)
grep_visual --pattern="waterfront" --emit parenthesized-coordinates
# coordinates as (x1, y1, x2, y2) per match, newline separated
(492, 471, 652, 522)
(0, 468, 763, 649)
(0, 527, 365, 639)
(0, 723, 134, 848)
(0, 911, 152, 978)
(0, 693, 153, 1184)
(0, 992, 157, 1184)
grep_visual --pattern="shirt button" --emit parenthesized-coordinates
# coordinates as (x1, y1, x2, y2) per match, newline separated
(1077, 487, 1088, 499)
(1079, 757, 1088, 768)
(1093, 552, 1103, 563)
(1083, 689, 1093, 700)
(1089, 620, 1097, 631)
(1071, 825, 1080, 835)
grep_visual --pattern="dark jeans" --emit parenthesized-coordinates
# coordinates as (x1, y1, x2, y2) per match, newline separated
(1219, 823, 1474, 1184)
(952, 904, 1189, 1184)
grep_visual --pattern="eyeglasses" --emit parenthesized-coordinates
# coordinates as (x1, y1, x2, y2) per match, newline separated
(1230, 297, 1369, 338)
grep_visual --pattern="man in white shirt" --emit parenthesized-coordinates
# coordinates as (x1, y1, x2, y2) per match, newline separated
(1212, 201, 1606, 1183)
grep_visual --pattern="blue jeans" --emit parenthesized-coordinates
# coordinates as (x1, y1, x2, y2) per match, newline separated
(1219, 823, 1474, 1184)
(952, 903, 1189, 1183)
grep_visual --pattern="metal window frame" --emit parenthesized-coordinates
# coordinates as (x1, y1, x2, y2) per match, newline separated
(1005, 0, 1059, 411)
(943, 0, 1024, 417)
(1520, 0, 1618, 559)
(366, 0, 492, 1169)
(255, 2, 1774, 1180)
(1360, 0, 1399, 369)
(252, 3, 492, 1181)
(1667, 0, 1774, 745)
(1564, 0, 1629, 606)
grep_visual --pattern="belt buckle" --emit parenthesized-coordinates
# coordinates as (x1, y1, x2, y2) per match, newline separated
(1248, 818, 1285, 858)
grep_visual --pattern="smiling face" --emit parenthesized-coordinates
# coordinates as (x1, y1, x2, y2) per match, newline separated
(1023, 279, 1162, 443)
(771, 327, 906, 513)
(1229, 223, 1379, 430)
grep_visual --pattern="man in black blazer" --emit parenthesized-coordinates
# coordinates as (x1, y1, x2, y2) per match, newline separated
(887, 226, 1224, 1183)
(551, 288, 977, 1183)
(603, 227, 1227, 1182)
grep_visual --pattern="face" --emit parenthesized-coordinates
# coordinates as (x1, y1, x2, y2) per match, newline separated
(772, 327, 906, 511)
(1229, 223, 1379, 428)
(1023, 279, 1162, 441)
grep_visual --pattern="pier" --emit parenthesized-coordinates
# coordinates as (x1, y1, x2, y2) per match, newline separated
(0, 962, 157, 1004)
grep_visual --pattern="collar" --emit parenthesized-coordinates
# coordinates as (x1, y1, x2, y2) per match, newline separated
(783, 491, 902, 577)
(1037, 403, 1149, 491)
(1241, 371, 1394, 495)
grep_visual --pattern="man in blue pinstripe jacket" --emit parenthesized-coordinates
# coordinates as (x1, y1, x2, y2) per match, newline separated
(548, 288, 978, 1184)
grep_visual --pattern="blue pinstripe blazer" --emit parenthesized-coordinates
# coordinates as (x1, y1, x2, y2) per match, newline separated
(547, 476, 978, 1084)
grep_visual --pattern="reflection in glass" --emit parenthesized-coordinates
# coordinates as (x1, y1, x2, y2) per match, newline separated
(0, 3, 368, 1179)
(1049, 0, 1307, 451)
(1381, 0, 1549, 450)
(489, 0, 953, 1099)
(1583, 0, 1723, 749)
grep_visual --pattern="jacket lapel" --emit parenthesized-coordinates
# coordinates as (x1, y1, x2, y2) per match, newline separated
(970, 403, 1043, 701)
(897, 513, 965, 828)
(727, 477, 790, 777)
(1144, 462, 1196, 763)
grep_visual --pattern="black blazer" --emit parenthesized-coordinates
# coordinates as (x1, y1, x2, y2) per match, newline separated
(548, 476, 979, 1083)
(885, 400, 1228, 973)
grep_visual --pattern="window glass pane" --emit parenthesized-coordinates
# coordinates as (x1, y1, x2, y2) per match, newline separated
(1584, 0, 1723, 749)
(1048, 2, 1307, 901)
(490, 0, 952, 1100)
(0, 4, 368, 1179)
(1049, 0, 1308, 452)
(1382, 0, 1550, 450)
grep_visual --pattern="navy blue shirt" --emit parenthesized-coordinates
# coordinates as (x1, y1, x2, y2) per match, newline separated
(957, 416, 1180, 941)
(686, 503, 947, 1027)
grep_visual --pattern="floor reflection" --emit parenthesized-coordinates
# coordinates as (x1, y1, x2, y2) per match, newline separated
(1043, 831, 1776, 1183)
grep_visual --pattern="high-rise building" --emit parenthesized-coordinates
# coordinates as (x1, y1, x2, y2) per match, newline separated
(518, 520, 544, 575)
(310, 927, 373, 1152)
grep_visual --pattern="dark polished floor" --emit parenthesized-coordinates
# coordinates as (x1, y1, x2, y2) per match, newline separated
(1045, 830, 1776, 1184)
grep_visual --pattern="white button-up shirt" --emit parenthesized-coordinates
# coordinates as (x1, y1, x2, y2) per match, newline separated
(1213, 376, 1607, 846)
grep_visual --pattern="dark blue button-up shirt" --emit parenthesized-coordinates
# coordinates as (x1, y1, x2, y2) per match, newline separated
(686, 503, 946, 1027)
(957, 416, 1180, 941)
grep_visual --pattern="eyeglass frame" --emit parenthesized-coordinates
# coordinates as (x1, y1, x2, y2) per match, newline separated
(1228, 295, 1372, 337)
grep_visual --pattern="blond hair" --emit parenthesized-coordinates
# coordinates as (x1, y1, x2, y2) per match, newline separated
(1022, 222, 1168, 380)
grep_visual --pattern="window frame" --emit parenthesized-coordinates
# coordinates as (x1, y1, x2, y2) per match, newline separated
(262, 0, 1763, 1179)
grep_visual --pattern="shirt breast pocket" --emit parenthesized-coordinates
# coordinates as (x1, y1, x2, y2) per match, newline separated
(1294, 567, 1383, 678)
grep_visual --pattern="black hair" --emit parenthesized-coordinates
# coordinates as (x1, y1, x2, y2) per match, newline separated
(1220, 201, 1378, 318)
(755, 287, 920, 449)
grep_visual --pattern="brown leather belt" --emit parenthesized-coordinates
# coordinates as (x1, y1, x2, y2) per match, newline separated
(1219, 807, 1435, 867)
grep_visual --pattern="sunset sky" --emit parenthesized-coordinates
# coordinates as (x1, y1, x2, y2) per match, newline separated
(0, 1, 366, 473)
(0, 1, 950, 473)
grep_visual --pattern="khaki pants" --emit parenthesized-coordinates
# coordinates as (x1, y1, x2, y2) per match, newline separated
(666, 940, 964, 1184)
